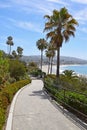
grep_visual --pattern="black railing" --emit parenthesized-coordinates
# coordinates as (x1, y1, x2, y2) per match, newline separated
(44, 80, 87, 125)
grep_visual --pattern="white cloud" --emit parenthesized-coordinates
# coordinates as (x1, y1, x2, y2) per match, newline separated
(0, 2, 11, 8)
(79, 27, 87, 33)
(74, 8, 87, 24)
(7, 0, 51, 14)
(71, 0, 87, 4)
(0, 43, 6, 46)
(8, 0, 69, 15)
(8, 18, 42, 33)
(47, 0, 69, 5)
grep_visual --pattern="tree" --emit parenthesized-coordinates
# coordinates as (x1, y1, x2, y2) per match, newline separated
(48, 43, 55, 74)
(17, 46, 23, 58)
(36, 38, 47, 71)
(44, 7, 78, 78)
(45, 43, 55, 74)
(12, 46, 23, 59)
(45, 49, 51, 74)
(9, 60, 26, 81)
(0, 50, 9, 87)
(62, 70, 77, 79)
(6, 36, 14, 55)
(12, 50, 17, 59)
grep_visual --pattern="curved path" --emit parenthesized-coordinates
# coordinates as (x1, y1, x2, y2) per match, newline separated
(10, 80, 82, 130)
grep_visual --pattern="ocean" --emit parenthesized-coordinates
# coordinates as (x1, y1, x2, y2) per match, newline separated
(52, 64, 87, 75)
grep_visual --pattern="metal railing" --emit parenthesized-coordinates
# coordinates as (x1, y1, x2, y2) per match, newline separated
(44, 80, 87, 124)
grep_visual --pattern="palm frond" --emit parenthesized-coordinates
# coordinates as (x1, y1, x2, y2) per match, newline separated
(67, 25, 76, 31)
(44, 23, 54, 32)
(67, 30, 75, 37)
(68, 18, 79, 26)
(44, 15, 50, 19)
(46, 31, 55, 39)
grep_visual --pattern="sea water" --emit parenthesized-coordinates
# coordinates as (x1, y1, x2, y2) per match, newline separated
(52, 65, 87, 75)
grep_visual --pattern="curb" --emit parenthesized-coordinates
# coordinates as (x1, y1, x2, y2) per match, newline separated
(5, 84, 31, 130)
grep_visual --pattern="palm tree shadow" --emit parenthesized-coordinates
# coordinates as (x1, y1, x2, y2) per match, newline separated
(29, 90, 48, 99)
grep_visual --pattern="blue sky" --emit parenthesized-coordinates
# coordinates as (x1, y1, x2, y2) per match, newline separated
(0, 0, 87, 60)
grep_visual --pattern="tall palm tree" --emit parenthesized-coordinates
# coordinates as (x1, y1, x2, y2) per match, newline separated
(6, 36, 14, 55)
(45, 49, 51, 74)
(36, 38, 47, 71)
(44, 7, 78, 78)
(48, 43, 55, 74)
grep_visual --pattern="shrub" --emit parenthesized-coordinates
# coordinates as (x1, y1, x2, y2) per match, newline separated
(44, 75, 87, 122)
(0, 78, 31, 130)
(0, 51, 9, 88)
(3, 79, 31, 102)
(0, 108, 5, 130)
(28, 62, 38, 67)
(9, 60, 26, 81)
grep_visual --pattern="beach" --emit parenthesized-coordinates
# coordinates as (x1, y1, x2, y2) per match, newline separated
(42, 65, 63, 74)
(42, 64, 87, 77)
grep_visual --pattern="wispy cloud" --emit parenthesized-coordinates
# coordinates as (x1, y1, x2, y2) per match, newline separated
(7, 0, 51, 15)
(0, 43, 6, 46)
(74, 8, 87, 24)
(47, 0, 69, 5)
(0, 2, 11, 8)
(71, 0, 87, 4)
(79, 27, 87, 33)
(7, 18, 42, 33)
(8, 0, 69, 15)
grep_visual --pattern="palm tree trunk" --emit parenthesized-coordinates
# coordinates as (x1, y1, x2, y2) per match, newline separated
(48, 58, 50, 74)
(41, 50, 43, 71)
(56, 47, 60, 78)
(9, 45, 11, 55)
(50, 57, 53, 74)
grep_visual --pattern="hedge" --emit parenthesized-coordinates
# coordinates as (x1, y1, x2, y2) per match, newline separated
(0, 78, 31, 130)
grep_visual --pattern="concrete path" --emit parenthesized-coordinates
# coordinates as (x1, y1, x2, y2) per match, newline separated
(11, 80, 82, 130)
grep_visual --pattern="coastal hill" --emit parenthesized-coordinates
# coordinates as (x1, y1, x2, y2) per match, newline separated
(20, 55, 87, 65)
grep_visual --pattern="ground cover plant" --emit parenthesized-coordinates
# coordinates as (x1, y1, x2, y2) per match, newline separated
(0, 79, 31, 130)
(44, 71, 87, 123)
(0, 50, 31, 130)
(28, 62, 46, 77)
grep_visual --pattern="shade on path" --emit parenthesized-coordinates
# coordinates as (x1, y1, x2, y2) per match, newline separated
(12, 80, 82, 130)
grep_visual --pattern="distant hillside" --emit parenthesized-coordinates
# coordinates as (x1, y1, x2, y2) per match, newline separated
(20, 55, 87, 65)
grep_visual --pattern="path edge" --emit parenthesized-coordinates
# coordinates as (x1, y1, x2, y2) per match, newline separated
(5, 83, 31, 130)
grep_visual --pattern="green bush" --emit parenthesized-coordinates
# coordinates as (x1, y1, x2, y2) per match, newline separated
(0, 108, 5, 130)
(9, 60, 26, 81)
(3, 79, 31, 102)
(28, 62, 38, 67)
(0, 51, 9, 88)
(0, 78, 31, 130)
(44, 75, 87, 117)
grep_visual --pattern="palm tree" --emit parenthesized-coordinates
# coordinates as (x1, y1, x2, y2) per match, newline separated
(48, 43, 55, 74)
(44, 7, 78, 78)
(62, 70, 77, 79)
(17, 46, 23, 58)
(45, 49, 51, 74)
(12, 50, 17, 59)
(36, 38, 47, 71)
(6, 36, 14, 55)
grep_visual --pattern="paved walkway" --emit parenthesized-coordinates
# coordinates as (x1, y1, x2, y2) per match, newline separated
(11, 80, 82, 130)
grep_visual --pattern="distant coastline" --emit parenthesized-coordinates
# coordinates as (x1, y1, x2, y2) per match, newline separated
(42, 64, 87, 76)
(20, 55, 87, 76)
(21, 55, 87, 65)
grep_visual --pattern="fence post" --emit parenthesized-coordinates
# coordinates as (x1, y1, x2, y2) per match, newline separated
(64, 89, 65, 100)
(63, 89, 66, 113)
